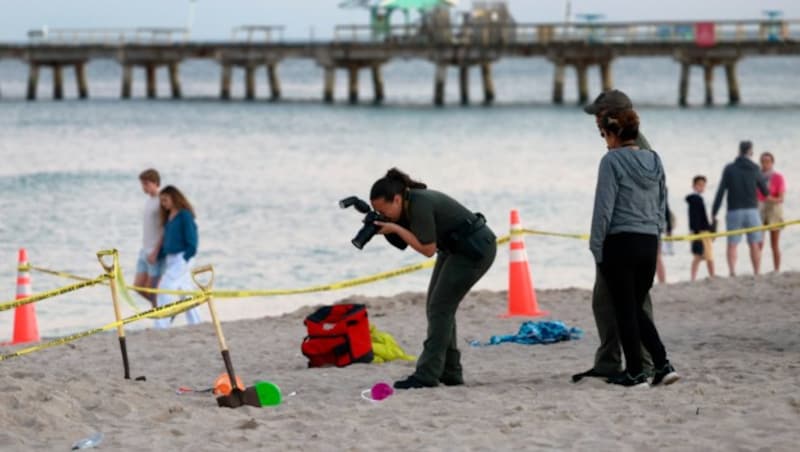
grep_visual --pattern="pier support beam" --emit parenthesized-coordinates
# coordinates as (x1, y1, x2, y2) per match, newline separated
(220, 64, 232, 100)
(121, 64, 133, 99)
(481, 63, 495, 105)
(53, 64, 64, 100)
(599, 62, 613, 92)
(245, 66, 256, 100)
(459, 65, 470, 105)
(576, 64, 589, 105)
(267, 63, 281, 101)
(725, 62, 740, 106)
(371, 64, 384, 104)
(348, 66, 359, 104)
(146, 64, 157, 99)
(552, 63, 565, 104)
(26, 64, 39, 101)
(75, 63, 89, 99)
(703, 64, 714, 107)
(323, 67, 335, 103)
(168, 63, 182, 99)
(678, 63, 689, 107)
(434, 64, 446, 107)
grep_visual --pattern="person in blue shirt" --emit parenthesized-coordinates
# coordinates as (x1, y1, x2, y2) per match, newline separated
(153, 185, 201, 328)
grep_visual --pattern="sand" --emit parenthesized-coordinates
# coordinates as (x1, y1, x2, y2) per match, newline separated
(1, 272, 799, 451)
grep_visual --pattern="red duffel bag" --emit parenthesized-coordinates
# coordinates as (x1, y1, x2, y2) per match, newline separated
(301, 304, 374, 367)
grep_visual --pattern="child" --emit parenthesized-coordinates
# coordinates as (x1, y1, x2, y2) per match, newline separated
(686, 176, 715, 281)
(154, 185, 202, 328)
(135, 169, 163, 308)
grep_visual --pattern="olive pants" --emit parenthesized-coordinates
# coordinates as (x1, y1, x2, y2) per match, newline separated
(414, 241, 497, 385)
(592, 265, 655, 375)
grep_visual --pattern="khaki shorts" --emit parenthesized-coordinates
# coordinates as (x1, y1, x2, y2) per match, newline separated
(759, 201, 784, 226)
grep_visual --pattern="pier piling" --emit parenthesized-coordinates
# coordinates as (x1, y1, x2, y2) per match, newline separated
(323, 67, 335, 103)
(146, 64, 157, 99)
(552, 63, 565, 104)
(703, 64, 714, 106)
(576, 64, 589, 105)
(725, 62, 740, 105)
(434, 64, 446, 106)
(168, 63, 182, 99)
(245, 65, 256, 100)
(220, 64, 232, 100)
(600, 62, 613, 92)
(348, 66, 359, 104)
(53, 64, 64, 100)
(678, 62, 690, 107)
(459, 65, 470, 105)
(76, 63, 89, 99)
(371, 64, 384, 104)
(121, 64, 133, 99)
(267, 63, 281, 101)
(26, 64, 39, 101)
(481, 63, 495, 105)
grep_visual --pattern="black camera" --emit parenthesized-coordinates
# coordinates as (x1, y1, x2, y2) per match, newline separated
(339, 196, 387, 249)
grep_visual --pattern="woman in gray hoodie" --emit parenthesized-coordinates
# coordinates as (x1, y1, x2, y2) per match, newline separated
(590, 109, 680, 388)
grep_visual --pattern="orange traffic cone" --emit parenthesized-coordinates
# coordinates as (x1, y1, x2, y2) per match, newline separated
(503, 210, 548, 318)
(12, 248, 39, 344)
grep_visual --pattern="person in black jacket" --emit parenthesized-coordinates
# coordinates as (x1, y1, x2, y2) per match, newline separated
(686, 176, 716, 280)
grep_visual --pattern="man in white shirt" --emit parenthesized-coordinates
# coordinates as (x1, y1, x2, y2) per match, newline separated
(135, 169, 164, 307)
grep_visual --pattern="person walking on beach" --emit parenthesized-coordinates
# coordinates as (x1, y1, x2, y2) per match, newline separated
(757, 152, 786, 272)
(573, 90, 655, 383)
(589, 109, 679, 387)
(686, 175, 716, 281)
(655, 201, 675, 284)
(711, 141, 769, 276)
(135, 169, 164, 308)
(369, 168, 496, 389)
(153, 185, 201, 329)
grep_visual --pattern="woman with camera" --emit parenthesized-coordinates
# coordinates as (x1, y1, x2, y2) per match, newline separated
(370, 168, 497, 390)
(589, 110, 679, 387)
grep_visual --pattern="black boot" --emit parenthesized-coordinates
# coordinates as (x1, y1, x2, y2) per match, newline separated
(393, 375, 437, 390)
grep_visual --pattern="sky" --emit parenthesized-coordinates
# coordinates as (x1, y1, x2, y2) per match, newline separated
(0, 0, 798, 41)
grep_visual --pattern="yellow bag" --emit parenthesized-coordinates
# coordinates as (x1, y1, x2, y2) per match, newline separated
(370, 325, 416, 364)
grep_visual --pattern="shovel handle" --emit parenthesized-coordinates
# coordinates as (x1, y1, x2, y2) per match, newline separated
(191, 265, 215, 292)
(96, 249, 118, 273)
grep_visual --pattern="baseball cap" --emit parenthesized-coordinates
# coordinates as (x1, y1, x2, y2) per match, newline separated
(583, 89, 633, 115)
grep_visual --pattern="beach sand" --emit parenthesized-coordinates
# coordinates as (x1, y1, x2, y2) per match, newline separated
(1, 272, 799, 451)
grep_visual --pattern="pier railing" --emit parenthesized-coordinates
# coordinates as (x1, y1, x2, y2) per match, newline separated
(27, 27, 190, 45)
(230, 26, 286, 43)
(334, 19, 800, 45)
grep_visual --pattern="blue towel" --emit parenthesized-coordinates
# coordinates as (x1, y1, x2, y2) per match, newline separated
(470, 321, 582, 347)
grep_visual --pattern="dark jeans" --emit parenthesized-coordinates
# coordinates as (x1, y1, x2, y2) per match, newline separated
(414, 233, 496, 385)
(599, 233, 668, 377)
(592, 267, 654, 375)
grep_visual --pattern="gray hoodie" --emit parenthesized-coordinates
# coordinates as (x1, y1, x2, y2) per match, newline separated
(590, 148, 667, 263)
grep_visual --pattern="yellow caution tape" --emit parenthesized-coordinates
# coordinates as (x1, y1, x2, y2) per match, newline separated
(22, 264, 100, 283)
(129, 257, 440, 298)
(663, 219, 800, 242)
(0, 294, 209, 362)
(0, 274, 110, 313)
(21, 219, 798, 301)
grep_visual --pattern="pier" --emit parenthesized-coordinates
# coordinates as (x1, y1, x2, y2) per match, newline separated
(0, 19, 798, 106)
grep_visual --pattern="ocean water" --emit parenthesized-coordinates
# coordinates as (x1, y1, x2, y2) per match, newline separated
(1, 56, 799, 337)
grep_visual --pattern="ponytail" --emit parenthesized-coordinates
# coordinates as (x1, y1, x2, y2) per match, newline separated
(370, 168, 427, 201)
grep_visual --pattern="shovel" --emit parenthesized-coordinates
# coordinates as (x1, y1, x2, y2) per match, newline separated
(191, 265, 262, 408)
(97, 249, 134, 380)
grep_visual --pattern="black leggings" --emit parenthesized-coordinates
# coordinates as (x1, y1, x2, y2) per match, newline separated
(600, 233, 668, 376)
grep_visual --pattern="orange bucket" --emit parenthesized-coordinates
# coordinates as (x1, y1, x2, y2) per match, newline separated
(213, 373, 244, 396)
